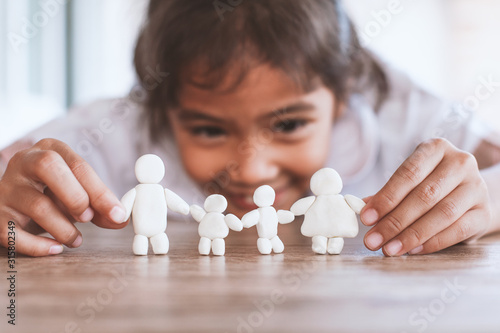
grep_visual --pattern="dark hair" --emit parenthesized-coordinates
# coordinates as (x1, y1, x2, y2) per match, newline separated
(134, 0, 388, 142)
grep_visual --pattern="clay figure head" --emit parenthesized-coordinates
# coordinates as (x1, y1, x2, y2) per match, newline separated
(135, 154, 165, 184)
(204, 194, 228, 213)
(310, 168, 343, 195)
(253, 185, 276, 208)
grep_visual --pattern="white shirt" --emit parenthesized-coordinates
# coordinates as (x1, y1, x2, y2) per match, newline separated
(1, 64, 496, 206)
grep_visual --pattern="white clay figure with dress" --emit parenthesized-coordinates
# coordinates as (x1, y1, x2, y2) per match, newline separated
(290, 168, 365, 254)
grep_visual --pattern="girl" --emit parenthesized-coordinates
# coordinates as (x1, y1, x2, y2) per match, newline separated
(1, 0, 499, 257)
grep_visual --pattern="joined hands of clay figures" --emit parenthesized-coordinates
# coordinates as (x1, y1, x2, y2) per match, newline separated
(241, 185, 295, 255)
(290, 168, 365, 255)
(190, 194, 243, 256)
(120, 154, 190, 256)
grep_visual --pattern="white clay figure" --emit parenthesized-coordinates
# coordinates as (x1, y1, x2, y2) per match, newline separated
(121, 154, 190, 255)
(242, 185, 295, 255)
(290, 168, 365, 255)
(190, 194, 243, 256)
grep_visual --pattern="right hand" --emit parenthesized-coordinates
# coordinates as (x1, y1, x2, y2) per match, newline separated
(0, 138, 128, 256)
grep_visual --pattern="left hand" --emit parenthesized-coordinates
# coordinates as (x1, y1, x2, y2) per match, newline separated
(361, 138, 492, 256)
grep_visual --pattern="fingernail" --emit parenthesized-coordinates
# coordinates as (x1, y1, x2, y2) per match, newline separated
(71, 235, 83, 248)
(110, 206, 127, 223)
(78, 207, 94, 222)
(365, 232, 383, 250)
(385, 240, 403, 256)
(362, 208, 379, 225)
(409, 245, 424, 255)
(49, 245, 64, 255)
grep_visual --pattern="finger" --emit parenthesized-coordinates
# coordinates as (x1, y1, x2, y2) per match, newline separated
(7, 186, 82, 248)
(380, 184, 478, 256)
(0, 189, 46, 235)
(36, 139, 126, 224)
(7, 227, 64, 257)
(364, 156, 465, 251)
(44, 187, 79, 223)
(22, 150, 93, 222)
(92, 210, 130, 230)
(407, 209, 487, 255)
(44, 187, 98, 226)
(361, 139, 448, 226)
(362, 196, 373, 204)
(43, 188, 129, 229)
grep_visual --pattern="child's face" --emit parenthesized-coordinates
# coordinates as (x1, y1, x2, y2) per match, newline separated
(168, 64, 338, 217)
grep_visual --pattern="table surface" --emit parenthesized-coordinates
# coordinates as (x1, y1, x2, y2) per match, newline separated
(1, 218, 500, 333)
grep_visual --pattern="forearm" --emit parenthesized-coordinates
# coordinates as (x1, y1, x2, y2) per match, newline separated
(480, 163, 500, 235)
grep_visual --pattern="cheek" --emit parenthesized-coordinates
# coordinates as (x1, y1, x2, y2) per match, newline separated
(176, 138, 229, 186)
(272, 128, 332, 209)
(171, 133, 242, 198)
(282, 124, 332, 182)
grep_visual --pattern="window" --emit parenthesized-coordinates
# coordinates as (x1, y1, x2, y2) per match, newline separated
(345, 0, 500, 130)
(0, 0, 146, 148)
(1, 0, 498, 149)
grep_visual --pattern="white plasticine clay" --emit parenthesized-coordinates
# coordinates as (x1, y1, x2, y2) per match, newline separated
(165, 188, 190, 215)
(344, 194, 366, 215)
(121, 154, 190, 255)
(190, 204, 206, 223)
(204, 194, 227, 212)
(134, 153, 165, 184)
(277, 210, 295, 224)
(289, 196, 316, 216)
(254, 185, 275, 207)
(290, 168, 366, 255)
(191, 194, 243, 256)
(242, 185, 295, 255)
(225, 214, 243, 232)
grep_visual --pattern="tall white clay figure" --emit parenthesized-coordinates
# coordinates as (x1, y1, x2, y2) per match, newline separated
(290, 168, 365, 255)
(190, 195, 243, 256)
(121, 154, 190, 255)
(242, 185, 295, 255)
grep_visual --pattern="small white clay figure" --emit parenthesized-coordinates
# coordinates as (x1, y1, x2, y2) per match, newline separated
(121, 154, 190, 255)
(290, 168, 365, 255)
(190, 194, 243, 256)
(242, 185, 295, 255)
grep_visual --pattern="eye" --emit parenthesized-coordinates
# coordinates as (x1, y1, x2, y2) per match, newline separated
(272, 119, 308, 133)
(190, 126, 227, 138)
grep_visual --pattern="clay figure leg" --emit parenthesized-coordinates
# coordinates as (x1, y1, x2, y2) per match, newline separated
(271, 235, 284, 254)
(133, 234, 149, 256)
(151, 233, 169, 254)
(327, 237, 344, 254)
(212, 238, 225, 256)
(199, 237, 211, 255)
(257, 238, 272, 255)
(311, 235, 328, 254)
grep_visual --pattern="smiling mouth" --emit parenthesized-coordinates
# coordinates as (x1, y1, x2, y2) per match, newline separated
(229, 193, 258, 211)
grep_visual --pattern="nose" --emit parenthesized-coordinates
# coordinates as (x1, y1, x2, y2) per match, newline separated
(229, 137, 280, 186)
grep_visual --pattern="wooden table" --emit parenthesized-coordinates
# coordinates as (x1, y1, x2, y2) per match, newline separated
(1, 218, 500, 333)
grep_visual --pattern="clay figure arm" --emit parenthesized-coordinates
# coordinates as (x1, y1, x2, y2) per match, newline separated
(242, 209, 260, 228)
(290, 196, 316, 216)
(120, 188, 137, 222)
(189, 204, 206, 223)
(164, 188, 190, 215)
(344, 194, 366, 215)
(277, 210, 295, 224)
(225, 214, 243, 232)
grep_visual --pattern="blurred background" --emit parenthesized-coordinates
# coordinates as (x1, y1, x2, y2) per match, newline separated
(1, 0, 499, 148)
